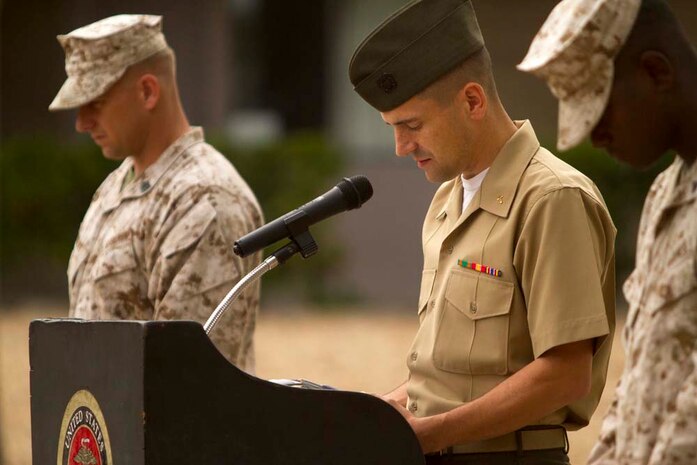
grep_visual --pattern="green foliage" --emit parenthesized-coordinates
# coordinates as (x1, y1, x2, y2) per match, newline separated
(0, 132, 345, 302)
(552, 142, 673, 281)
(209, 132, 345, 302)
(0, 136, 113, 267)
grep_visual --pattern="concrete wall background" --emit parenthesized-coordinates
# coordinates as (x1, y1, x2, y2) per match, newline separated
(1, 0, 231, 138)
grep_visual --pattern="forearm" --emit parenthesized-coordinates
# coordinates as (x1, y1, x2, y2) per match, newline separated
(383, 381, 409, 406)
(413, 340, 593, 452)
(443, 355, 584, 443)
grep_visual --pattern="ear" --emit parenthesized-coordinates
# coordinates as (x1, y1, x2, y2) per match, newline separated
(639, 51, 674, 92)
(138, 74, 161, 110)
(458, 82, 487, 120)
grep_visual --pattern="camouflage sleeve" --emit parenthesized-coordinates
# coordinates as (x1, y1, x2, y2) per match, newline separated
(649, 352, 697, 464)
(148, 187, 262, 373)
(587, 380, 621, 465)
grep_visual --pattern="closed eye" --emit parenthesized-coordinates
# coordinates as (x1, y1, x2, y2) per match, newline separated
(384, 117, 421, 128)
(90, 99, 106, 110)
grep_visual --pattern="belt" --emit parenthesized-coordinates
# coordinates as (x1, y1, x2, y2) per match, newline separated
(428, 426, 568, 455)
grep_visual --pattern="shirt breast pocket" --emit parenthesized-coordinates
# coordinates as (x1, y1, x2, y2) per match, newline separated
(93, 242, 138, 281)
(644, 255, 696, 315)
(433, 268, 514, 375)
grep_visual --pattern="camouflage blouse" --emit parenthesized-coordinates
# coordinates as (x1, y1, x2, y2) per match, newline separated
(68, 128, 263, 372)
(589, 156, 697, 464)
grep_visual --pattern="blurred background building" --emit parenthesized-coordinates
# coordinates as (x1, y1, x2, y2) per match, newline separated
(2, 0, 695, 308)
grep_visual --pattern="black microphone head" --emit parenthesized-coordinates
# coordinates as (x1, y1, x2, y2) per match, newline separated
(338, 175, 373, 209)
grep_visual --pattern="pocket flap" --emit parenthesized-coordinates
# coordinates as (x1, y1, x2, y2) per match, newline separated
(93, 242, 137, 280)
(163, 200, 217, 258)
(445, 269, 514, 320)
(68, 247, 89, 286)
(644, 257, 696, 313)
(622, 268, 642, 307)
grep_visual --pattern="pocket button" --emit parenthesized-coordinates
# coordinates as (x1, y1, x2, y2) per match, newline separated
(470, 301, 477, 314)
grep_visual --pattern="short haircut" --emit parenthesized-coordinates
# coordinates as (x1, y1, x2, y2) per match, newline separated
(620, 0, 686, 63)
(422, 47, 499, 106)
(129, 47, 177, 81)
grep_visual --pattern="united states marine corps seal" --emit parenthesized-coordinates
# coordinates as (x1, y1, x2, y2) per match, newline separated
(57, 390, 113, 465)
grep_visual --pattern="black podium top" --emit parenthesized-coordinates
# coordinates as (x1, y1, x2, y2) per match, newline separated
(30, 319, 425, 465)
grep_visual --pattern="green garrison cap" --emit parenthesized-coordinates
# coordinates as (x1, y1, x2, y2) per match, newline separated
(349, 0, 485, 111)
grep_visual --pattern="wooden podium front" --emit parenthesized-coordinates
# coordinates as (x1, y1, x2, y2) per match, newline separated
(30, 319, 425, 465)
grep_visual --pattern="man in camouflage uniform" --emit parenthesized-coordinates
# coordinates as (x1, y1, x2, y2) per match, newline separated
(49, 15, 263, 372)
(519, 0, 697, 463)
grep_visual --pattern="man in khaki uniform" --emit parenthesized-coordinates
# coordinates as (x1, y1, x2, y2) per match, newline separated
(49, 15, 263, 371)
(519, 0, 697, 463)
(349, 0, 616, 463)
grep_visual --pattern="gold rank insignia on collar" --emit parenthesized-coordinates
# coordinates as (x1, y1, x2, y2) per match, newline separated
(457, 259, 503, 278)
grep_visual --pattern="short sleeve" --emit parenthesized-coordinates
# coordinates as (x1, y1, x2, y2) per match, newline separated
(514, 187, 614, 358)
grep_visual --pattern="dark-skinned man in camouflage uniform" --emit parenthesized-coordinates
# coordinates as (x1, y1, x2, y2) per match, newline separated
(520, 0, 697, 463)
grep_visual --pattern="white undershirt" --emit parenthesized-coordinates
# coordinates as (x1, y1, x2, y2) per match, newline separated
(461, 168, 490, 214)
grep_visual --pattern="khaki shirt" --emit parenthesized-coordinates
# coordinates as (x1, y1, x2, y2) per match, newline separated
(68, 128, 263, 372)
(588, 157, 697, 465)
(407, 121, 616, 433)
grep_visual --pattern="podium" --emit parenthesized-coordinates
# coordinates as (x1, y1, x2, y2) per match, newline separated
(30, 319, 425, 465)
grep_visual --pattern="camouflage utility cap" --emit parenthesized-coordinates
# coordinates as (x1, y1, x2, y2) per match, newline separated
(349, 0, 484, 112)
(517, 0, 640, 151)
(49, 14, 168, 111)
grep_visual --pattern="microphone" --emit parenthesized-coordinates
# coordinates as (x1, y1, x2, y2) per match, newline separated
(233, 175, 373, 258)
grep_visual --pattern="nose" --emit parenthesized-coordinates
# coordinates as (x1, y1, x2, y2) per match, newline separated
(394, 127, 417, 157)
(75, 106, 95, 133)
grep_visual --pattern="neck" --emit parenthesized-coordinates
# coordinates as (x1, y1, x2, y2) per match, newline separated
(462, 105, 517, 179)
(132, 101, 190, 176)
(672, 57, 697, 165)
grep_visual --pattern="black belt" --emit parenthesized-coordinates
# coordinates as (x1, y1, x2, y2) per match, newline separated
(427, 426, 569, 456)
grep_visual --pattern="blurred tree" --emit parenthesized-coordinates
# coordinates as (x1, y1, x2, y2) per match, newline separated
(212, 131, 346, 304)
(0, 136, 113, 302)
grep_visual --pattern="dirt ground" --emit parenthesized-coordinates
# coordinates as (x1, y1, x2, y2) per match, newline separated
(0, 304, 624, 465)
